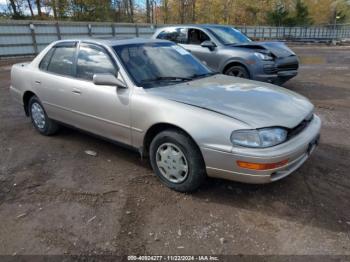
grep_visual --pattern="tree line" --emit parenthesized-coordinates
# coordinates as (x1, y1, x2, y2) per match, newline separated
(1, 0, 350, 25)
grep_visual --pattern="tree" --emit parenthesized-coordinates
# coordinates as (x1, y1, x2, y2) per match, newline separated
(36, 0, 42, 18)
(180, 0, 185, 23)
(294, 0, 312, 25)
(191, 0, 196, 22)
(331, 0, 350, 24)
(52, 0, 58, 19)
(8, 0, 22, 19)
(266, 0, 313, 26)
(128, 0, 134, 22)
(266, 2, 289, 26)
(26, 0, 35, 17)
(161, 0, 169, 23)
(146, 0, 151, 23)
(1, 0, 349, 25)
(58, 0, 69, 18)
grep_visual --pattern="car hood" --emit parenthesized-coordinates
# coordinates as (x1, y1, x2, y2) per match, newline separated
(146, 75, 313, 129)
(233, 41, 296, 58)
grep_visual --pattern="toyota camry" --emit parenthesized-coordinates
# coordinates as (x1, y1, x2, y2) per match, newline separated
(10, 38, 321, 192)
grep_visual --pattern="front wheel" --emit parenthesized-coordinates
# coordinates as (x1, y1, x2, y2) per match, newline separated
(149, 130, 206, 192)
(224, 65, 250, 79)
(28, 96, 59, 136)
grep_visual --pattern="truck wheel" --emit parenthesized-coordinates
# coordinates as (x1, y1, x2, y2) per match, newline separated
(149, 129, 206, 192)
(28, 96, 59, 136)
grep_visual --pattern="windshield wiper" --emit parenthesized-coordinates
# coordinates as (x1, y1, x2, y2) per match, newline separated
(140, 76, 192, 83)
(190, 72, 218, 79)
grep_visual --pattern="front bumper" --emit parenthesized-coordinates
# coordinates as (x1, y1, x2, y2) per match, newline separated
(254, 70, 298, 85)
(201, 115, 321, 184)
(253, 55, 299, 85)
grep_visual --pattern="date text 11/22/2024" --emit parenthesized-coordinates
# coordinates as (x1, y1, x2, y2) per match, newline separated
(127, 255, 219, 261)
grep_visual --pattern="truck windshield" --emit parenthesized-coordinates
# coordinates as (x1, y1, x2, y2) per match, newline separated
(113, 42, 212, 88)
(207, 26, 251, 45)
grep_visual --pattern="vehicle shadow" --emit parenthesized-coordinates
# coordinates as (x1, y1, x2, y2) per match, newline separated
(57, 125, 146, 166)
(192, 143, 350, 234)
(58, 126, 350, 235)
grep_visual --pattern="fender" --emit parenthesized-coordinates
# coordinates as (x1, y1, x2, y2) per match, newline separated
(219, 57, 252, 74)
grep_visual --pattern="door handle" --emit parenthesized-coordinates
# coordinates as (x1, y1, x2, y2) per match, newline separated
(35, 80, 41, 84)
(72, 89, 82, 95)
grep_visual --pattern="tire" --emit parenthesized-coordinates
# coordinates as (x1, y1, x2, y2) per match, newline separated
(224, 65, 250, 79)
(28, 96, 59, 136)
(149, 129, 206, 192)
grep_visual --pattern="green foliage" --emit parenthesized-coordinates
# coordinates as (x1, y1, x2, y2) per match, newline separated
(266, 0, 312, 26)
(0, 0, 349, 25)
(335, 10, 347, 24)
(266, 2, 289, 26)
(332, 0, 350, 24)
(71, 0, 113, 21)
(294, 0, 312, 25)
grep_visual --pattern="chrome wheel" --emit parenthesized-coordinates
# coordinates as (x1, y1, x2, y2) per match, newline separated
(31, 102, 46, 129)
(156, 143, 189, 184)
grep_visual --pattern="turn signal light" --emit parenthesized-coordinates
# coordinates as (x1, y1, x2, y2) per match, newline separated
(237, 159, 288, 170)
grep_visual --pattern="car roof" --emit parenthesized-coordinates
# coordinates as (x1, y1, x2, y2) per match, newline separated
(159, 24, 235, 30)
(54, 37, 170, 47)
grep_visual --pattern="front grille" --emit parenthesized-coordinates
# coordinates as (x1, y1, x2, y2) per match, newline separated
(277, 63, 299, 71)
(264, 55, 299, 73)
(287, 114, 314, 140)
(263, 66, 278, 74)
(264, 60, 299, 74)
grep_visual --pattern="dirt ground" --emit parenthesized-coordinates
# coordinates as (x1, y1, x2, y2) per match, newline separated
(0, 45, 349, 257)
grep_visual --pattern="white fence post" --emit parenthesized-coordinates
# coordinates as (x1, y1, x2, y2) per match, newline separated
(29, 23, 38, 54)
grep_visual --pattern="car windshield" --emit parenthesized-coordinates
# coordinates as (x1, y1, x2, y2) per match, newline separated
(113, 42, 213, 88)
(206, 26, 251, 45)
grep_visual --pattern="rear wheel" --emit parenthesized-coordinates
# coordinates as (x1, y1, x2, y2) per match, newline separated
(28, 96, 59, 135)
(149, 129, 206, 192)
(224, 65, 250, 79)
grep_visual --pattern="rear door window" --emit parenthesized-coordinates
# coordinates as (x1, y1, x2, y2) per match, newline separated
(157, 28, 188, 44)
(47, 43, 77, 76)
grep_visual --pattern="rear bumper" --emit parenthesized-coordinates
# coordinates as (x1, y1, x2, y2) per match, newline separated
(9, 85, 23, 105)
(201, 115, 321, 184)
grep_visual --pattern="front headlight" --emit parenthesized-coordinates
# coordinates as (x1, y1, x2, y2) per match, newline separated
(254, 52, 274, 61)
(231, 128, 287, 148)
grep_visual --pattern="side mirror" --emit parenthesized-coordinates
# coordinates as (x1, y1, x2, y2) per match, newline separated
(93, 73, 127, 88)
(201, 40, 216, 50)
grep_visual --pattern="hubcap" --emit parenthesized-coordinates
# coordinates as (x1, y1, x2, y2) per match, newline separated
(156, 143, 189, 184)
(31, 102, 46, 129)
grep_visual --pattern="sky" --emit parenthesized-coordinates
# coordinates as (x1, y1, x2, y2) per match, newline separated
(0, 0, 44, 15)
(0, 0, 9, 13)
